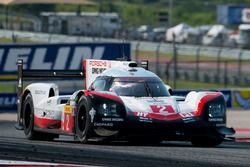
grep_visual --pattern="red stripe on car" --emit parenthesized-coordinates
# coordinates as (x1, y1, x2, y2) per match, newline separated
(85, 91, 123, 103)
(34, 116, 61, 129)
(83, 60, 87, 89)
(196, 93, 222, 116)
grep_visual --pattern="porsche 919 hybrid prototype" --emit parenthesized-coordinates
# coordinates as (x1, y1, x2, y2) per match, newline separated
(16, 59, 235, 146)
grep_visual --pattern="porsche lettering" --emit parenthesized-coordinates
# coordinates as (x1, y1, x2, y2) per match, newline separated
(89, 60, 107, 67)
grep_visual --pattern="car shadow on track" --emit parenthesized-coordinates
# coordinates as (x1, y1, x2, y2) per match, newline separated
(53, 135, 242, 149)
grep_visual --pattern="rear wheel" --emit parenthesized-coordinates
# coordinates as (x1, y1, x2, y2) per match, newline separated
(76, 96, 93, 143)
(23, 93, 58, 140)
(23, 93, 38, 140)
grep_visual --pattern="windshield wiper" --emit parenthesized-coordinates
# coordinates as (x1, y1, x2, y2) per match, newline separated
(144, 82, 153, 97)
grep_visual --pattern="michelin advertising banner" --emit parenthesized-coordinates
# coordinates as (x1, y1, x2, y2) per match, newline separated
(0, 43, 131, 75)
(232, 90, 250, 109)
(0, 42, 130, 111)
(0, 93, 17, 112)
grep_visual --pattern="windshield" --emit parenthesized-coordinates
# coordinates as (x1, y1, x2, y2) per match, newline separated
(110, 81, 169, 97)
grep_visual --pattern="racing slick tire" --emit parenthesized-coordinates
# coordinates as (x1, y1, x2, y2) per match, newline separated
(76, 96, 93, 143)
(22, 93, 39, 140)
(23, 93, 58, 140)
(191, 132, 224, 147)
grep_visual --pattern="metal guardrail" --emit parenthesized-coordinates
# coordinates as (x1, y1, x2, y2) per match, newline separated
(1, 30, 250, 88)
(1, 30, 250, 60)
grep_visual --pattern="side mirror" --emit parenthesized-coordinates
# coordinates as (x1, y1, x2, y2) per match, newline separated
(88, 87, 95, 91)
(165, 84, 173, 95)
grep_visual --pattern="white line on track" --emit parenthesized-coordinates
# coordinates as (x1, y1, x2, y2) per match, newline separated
(0, 160, 98, 167)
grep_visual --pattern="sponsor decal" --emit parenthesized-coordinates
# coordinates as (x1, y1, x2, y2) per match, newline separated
(89, 60, 108, 67)
(215, 123, 226, 127)
(35, 90, 46, 95)
(92, 68, 107, 74)
(137, 112, 148, 117)
(182, 117, 195, 123)
(0, 43, 130, 75)
(180, 113, 194, 118)
(139, 117, 152, 123)
(136, 112, 153, 122)
(38, 109, 56, 119)
(147, 99, 164, 103)
(102, 118, 124, 122)
(89, 108, 96, 123)
(94, 122, 113, 127)
(64, 105, 72, 114)
(180, 113, 195, 123)
(208, 118, 224, 122)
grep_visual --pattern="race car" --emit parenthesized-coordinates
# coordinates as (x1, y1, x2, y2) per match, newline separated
(16, 59, 235, 146)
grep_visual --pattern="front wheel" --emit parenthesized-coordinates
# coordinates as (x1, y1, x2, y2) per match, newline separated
(191, 134, 224, 147)
(75, 96, 93, 143)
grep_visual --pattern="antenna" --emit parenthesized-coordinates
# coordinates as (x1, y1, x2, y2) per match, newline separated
(117, 32, 129, 61)
(122, 31, 127, 60)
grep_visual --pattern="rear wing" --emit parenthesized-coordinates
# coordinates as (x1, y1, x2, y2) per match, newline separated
(16, 59, 83, 129)
(83, 59, 149, 89)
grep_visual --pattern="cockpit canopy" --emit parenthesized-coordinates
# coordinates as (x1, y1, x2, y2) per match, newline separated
(90, 76, 170, 97)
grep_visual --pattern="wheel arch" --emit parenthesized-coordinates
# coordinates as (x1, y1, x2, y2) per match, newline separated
(70, 90, 90, 105)
(19, 83, 59, 121)
(20, 89, 31, 120)
(76, 91, 85, 104)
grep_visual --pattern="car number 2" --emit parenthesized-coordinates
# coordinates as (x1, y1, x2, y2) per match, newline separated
(150, 105, 174, 113)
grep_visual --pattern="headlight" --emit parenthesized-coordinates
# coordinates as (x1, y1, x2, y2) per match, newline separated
(100, 103, 118, 116)
(208, 103, 225, 117)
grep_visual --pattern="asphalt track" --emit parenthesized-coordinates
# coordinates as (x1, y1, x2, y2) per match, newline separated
(0, 120, 250, 167)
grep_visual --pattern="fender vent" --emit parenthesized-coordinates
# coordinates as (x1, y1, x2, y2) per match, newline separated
(49, 88, 55, 97)
(129, 62, 137, 68)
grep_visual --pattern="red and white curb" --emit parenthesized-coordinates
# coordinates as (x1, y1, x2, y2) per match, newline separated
(234, 128, 250, 142)
(235, 138, 250, 142)
(0, 160, 97, 167)
(234, 128, 250, 133)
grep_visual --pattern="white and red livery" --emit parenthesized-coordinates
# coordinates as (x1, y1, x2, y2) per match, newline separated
(16, 59, 235, 146)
